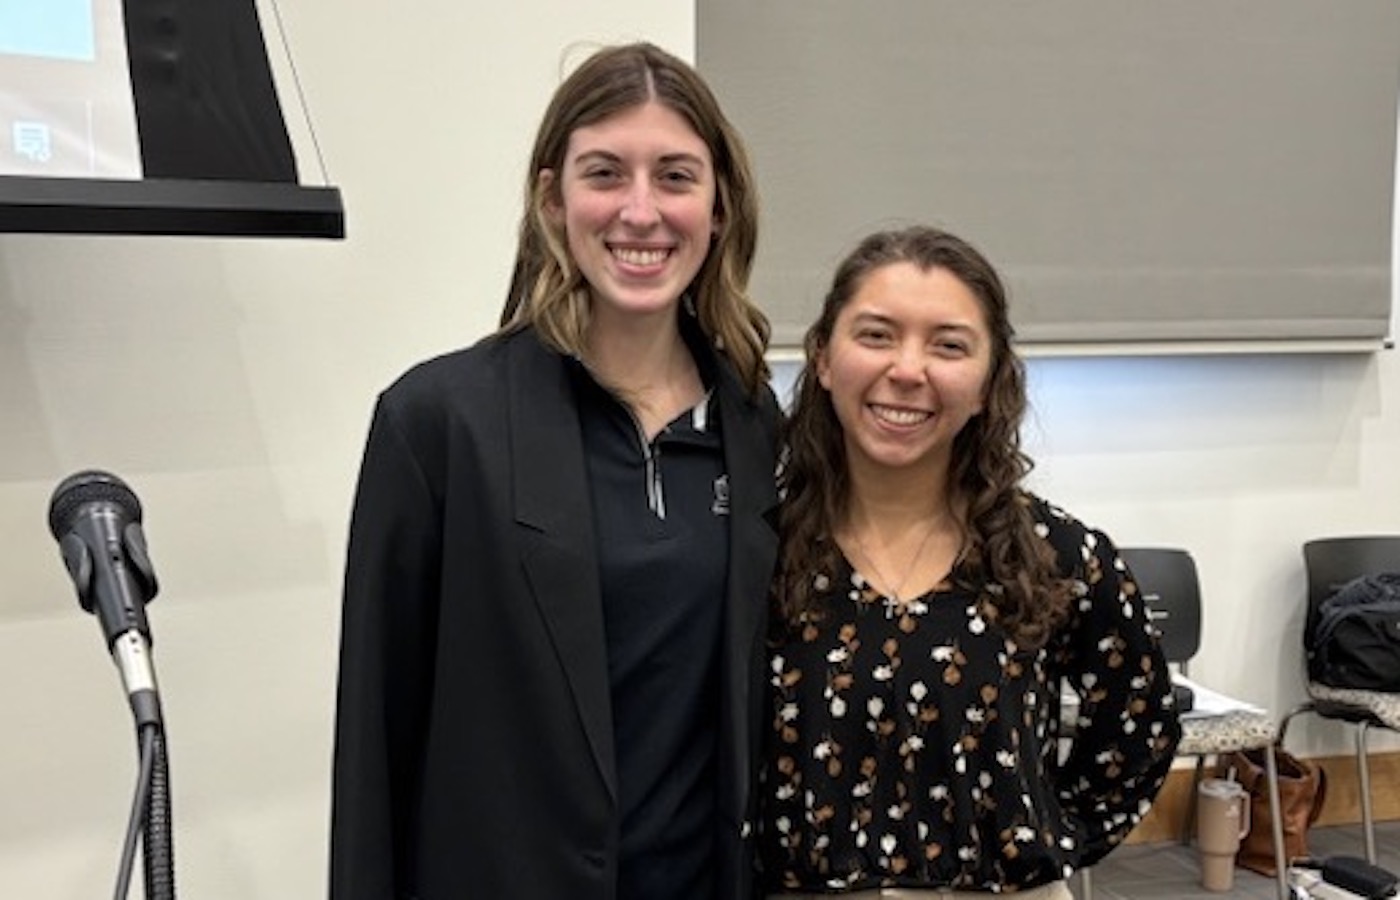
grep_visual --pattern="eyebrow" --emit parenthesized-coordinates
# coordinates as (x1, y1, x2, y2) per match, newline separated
(932, 322, 981, 338)
(850, 310, 983, 339)
(571, 149, 709, 168)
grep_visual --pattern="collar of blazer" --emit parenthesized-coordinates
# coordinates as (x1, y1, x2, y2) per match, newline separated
(504, 326, 779, 807)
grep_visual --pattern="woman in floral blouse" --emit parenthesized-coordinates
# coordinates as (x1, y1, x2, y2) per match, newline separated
(761, 226, 1181, 898)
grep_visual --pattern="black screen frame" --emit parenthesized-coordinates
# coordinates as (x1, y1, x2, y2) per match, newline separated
(0, 175, 344, 238)
(0, 0, 345, 239)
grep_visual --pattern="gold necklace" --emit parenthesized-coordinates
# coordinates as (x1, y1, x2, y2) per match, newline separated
(849, 513, 945, 608)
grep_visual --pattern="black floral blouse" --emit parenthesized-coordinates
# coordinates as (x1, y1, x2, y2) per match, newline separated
(760, 495, 1181, 893)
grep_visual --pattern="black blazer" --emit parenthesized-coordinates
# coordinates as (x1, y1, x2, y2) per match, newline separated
(329, 327, 780, 900)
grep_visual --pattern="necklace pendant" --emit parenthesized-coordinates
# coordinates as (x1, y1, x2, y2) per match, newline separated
(884, 592, 899, 618)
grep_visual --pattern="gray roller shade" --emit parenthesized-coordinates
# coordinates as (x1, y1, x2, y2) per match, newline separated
(698, 1, 1400, 353)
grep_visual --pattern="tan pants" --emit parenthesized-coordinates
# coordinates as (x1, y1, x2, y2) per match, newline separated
(772, 880, 1074, 900)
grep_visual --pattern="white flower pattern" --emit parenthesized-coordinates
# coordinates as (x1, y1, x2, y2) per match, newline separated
(760, 495, 1180, 892)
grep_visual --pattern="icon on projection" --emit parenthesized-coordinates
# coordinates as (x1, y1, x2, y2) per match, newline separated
(13, 120, 53, 162)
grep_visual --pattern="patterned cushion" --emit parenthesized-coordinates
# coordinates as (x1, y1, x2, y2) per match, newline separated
(1307, 682, 1400, 730)
(1178, 709, 1277, 757)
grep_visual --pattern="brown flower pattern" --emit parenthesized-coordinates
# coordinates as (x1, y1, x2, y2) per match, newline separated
(761, 496, 1181, 893)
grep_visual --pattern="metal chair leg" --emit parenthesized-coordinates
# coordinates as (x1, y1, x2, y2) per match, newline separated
(1281, 700, 1381, 865)
(1357, 720, 1376, 863)
(1264, 745, 1289, 900)
(1276, 702, 1314, 746)
(1077, 865, 1093, 899)
(1183, 756, 1205, 845)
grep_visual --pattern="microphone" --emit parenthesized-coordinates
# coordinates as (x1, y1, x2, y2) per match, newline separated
(48, 470, 163, 727)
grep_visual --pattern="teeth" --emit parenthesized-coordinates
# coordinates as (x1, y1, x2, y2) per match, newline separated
(872, 404, 930, 426)
(612, 247, 669, 266)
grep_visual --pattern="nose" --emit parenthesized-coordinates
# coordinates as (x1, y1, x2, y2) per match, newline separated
(619, 180, 661, 228)
(886, 341, 927, 385)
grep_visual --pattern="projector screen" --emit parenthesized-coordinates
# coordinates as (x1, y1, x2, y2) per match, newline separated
(0, 0, 344, 238)
(0, 0, 141, 178)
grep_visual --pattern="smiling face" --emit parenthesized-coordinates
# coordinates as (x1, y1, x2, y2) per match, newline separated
(544, 100, 717, 328)
(816, 261, 993, 480)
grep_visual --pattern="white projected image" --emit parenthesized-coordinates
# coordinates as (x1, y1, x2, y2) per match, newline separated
(0, 0, 141, 178)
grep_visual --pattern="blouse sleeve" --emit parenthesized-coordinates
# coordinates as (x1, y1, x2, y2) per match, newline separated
(1052, 523, 1182, 869)
(329, 396, 443, 899)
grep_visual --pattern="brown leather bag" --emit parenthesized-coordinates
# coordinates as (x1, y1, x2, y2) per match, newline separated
(1218, 747, 1328, 876)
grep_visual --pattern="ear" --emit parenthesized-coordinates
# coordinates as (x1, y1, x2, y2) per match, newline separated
(537, 169, 562, 224)
(815, 343, 833, 390)
(973, 356, 994, 415)
(966, 389, 986, 420)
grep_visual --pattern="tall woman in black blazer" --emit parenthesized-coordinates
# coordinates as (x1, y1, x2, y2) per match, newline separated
(329, 42, 780, 900)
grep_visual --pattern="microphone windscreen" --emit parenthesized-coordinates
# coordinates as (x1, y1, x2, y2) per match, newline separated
(48, 470, 144, 539)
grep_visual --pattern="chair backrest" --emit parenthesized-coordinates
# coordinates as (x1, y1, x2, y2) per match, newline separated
(1301, 535, 1400, 640)
(1119, 546, 1202, 668)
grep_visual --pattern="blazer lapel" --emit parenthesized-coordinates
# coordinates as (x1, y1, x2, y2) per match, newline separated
(508, 334, 617, 802)
(720, 383, 779, 674)
(716, 372, 780, 822)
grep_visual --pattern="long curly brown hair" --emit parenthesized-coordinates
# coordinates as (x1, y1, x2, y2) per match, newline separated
(497, 42, 771, 396)
(776, 226, 1073, 650)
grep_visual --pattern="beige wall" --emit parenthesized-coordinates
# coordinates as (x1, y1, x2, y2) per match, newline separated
(0, 3, 692, 897)
(0, 2, 1395, 897)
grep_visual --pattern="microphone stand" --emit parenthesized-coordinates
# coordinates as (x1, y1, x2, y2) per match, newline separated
(141, 725, 176, 900)
(113, 640, 176, 900)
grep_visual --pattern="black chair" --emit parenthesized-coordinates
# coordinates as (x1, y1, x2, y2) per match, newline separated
(1120, 547, 1202, 673)
(1278, 535, 1400, 864)
(1119, 547, 1289, 900)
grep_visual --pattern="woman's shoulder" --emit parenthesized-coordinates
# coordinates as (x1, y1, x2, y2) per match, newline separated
(1021, 490, 1081, 533)
(1020, 491, 1119, 572)
(379, 327, 542, 413)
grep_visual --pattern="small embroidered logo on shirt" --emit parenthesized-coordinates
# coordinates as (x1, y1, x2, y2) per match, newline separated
(711, 474, 730, 516)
